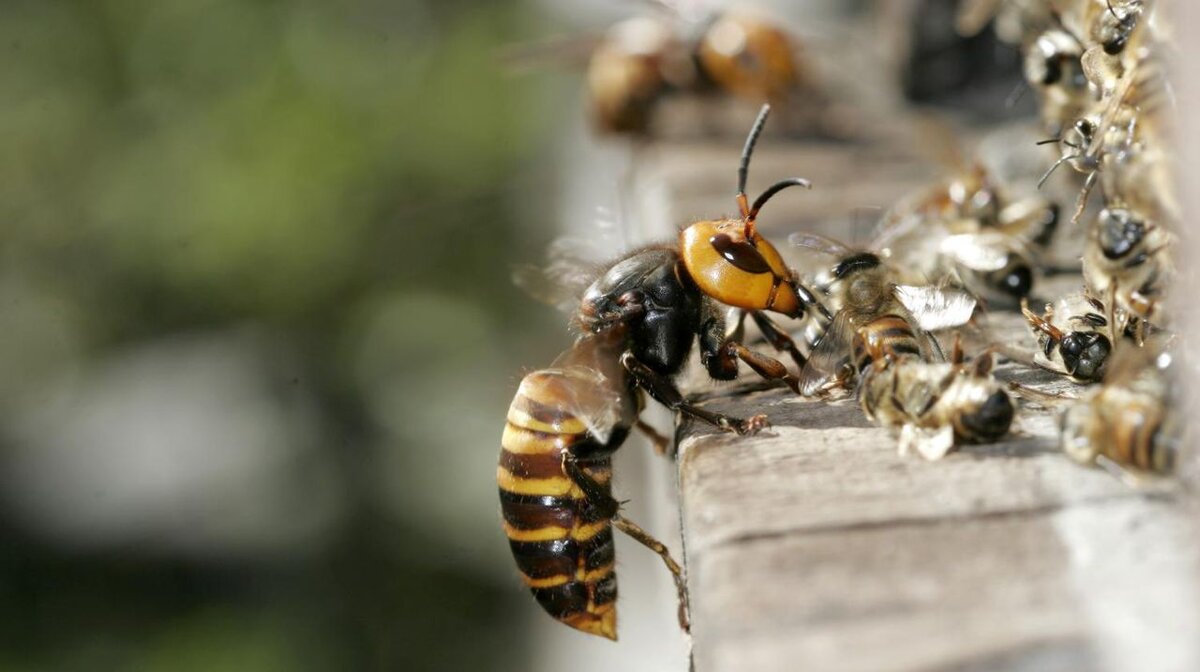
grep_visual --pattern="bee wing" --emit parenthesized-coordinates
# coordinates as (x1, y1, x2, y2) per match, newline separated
(787, 232, 856, 280)
(788, 231, 854, 259)
(542, 363, 626, 445)
(1080, 46, 1124, 95)
(511, 237, 602, 313)
(937, 232, 1016, 272)
(798, 309, 854, 395)
(899, 423, 956, 461)
(894, 284, 977, 331)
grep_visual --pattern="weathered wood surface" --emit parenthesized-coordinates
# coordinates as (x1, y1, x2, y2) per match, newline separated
(678, 307, 1200, 672)
(626, 126, 1200, 671)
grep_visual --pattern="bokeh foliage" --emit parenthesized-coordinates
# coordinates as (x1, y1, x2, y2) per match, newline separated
(0, 1, 563, 670)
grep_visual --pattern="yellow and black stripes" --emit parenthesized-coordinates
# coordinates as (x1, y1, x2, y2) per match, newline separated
(852, 314, 923, 372)
(1105, 402, 1173, 474)
(498, 369, 622, 640)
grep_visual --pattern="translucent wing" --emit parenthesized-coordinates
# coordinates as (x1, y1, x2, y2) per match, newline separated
(798, 309, 855, 396)
(938, 232, 1016, 272)
(788, 231, 855, 258)
(787, 231, 856, 284)
(511, 237, 601, 313)
(894, 284, 978, 331)
(532, 362, 628, 446)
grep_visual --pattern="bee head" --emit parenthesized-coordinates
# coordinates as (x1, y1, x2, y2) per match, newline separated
(1059, 331, 1112, 381)
(1024, 30, 1081, 87)
(1096, 207, 1145, 260)
(958, 390, 1014, 443)
(1095, 0, 1139, 55)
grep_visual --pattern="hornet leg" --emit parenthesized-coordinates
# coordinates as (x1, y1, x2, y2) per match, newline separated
(562, 456, 690, 633)
(621, 352, 769, 435)
(751, 311, 807, 370)
(636, 419, 673, 457)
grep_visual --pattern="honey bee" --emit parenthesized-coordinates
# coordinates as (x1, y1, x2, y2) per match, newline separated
(1040, 38, 1174, 224)
(1082, 203, 1172, 329)
(858, 340, 1014, 460)
(1078, 0, 1146, 95)
(872, 165, 1057, 308)
(786, 233, 977, 396)
(1024, 26, 1093, 135)
(500, 104, 823, 639)
(1021, 292, 1115, 382)
(1060, 339, 1179, 477)
(585, 7, 815, 135)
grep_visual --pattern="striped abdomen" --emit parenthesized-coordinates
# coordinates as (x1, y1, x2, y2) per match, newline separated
(1104, 400, 1174, 474)
(852, 314, 923, 372)
(498, 369, 622, 640)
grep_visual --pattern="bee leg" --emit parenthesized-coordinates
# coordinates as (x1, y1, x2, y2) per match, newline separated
(1006, 381, 1076, 407)
(750, 311, 807, 370)
(1070, 171, 1097, 227)
(562, 456, 691, 633)
(612, 515, 690, 634)
(635, 419, 673, 457)
(621, 352, 769, 435)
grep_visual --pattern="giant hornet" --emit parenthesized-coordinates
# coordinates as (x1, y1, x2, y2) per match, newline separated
(586, 5, 817, 135)
(498, 105, 822, 639)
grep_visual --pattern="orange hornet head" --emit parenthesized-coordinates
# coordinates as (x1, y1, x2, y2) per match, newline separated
(680, 104, 823, 320)
(696, 14, 802, 102)
(680, 217, 803, 316)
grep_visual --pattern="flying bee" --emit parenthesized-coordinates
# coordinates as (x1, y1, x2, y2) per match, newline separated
(858, 339, 1014, 461)
(871, 164, 1056, 307)
(1021, 292, 1116, 382)
(786, 232, 977, 396)
(1082, 203, 1172, 331)
(500, 104, 825, 639)
(1060, 339, 1180, 478)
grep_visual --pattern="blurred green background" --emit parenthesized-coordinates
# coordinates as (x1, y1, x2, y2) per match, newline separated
(0, 1, 571, 670)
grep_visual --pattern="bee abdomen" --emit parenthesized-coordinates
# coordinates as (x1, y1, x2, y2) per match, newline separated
(854, 314, 922, 371)
(498, 371, 619, 639)
(1108, 405, 1173, 474)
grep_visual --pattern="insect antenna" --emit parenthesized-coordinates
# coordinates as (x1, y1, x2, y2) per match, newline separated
(737, 104, 772, 220)
(1037, 153, 1083, 189)
(748, 178, 812, 220)
(1035, 137, 1062, 146)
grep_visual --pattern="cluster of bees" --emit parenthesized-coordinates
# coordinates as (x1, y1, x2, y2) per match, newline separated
(498, 0, 1181, 643)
